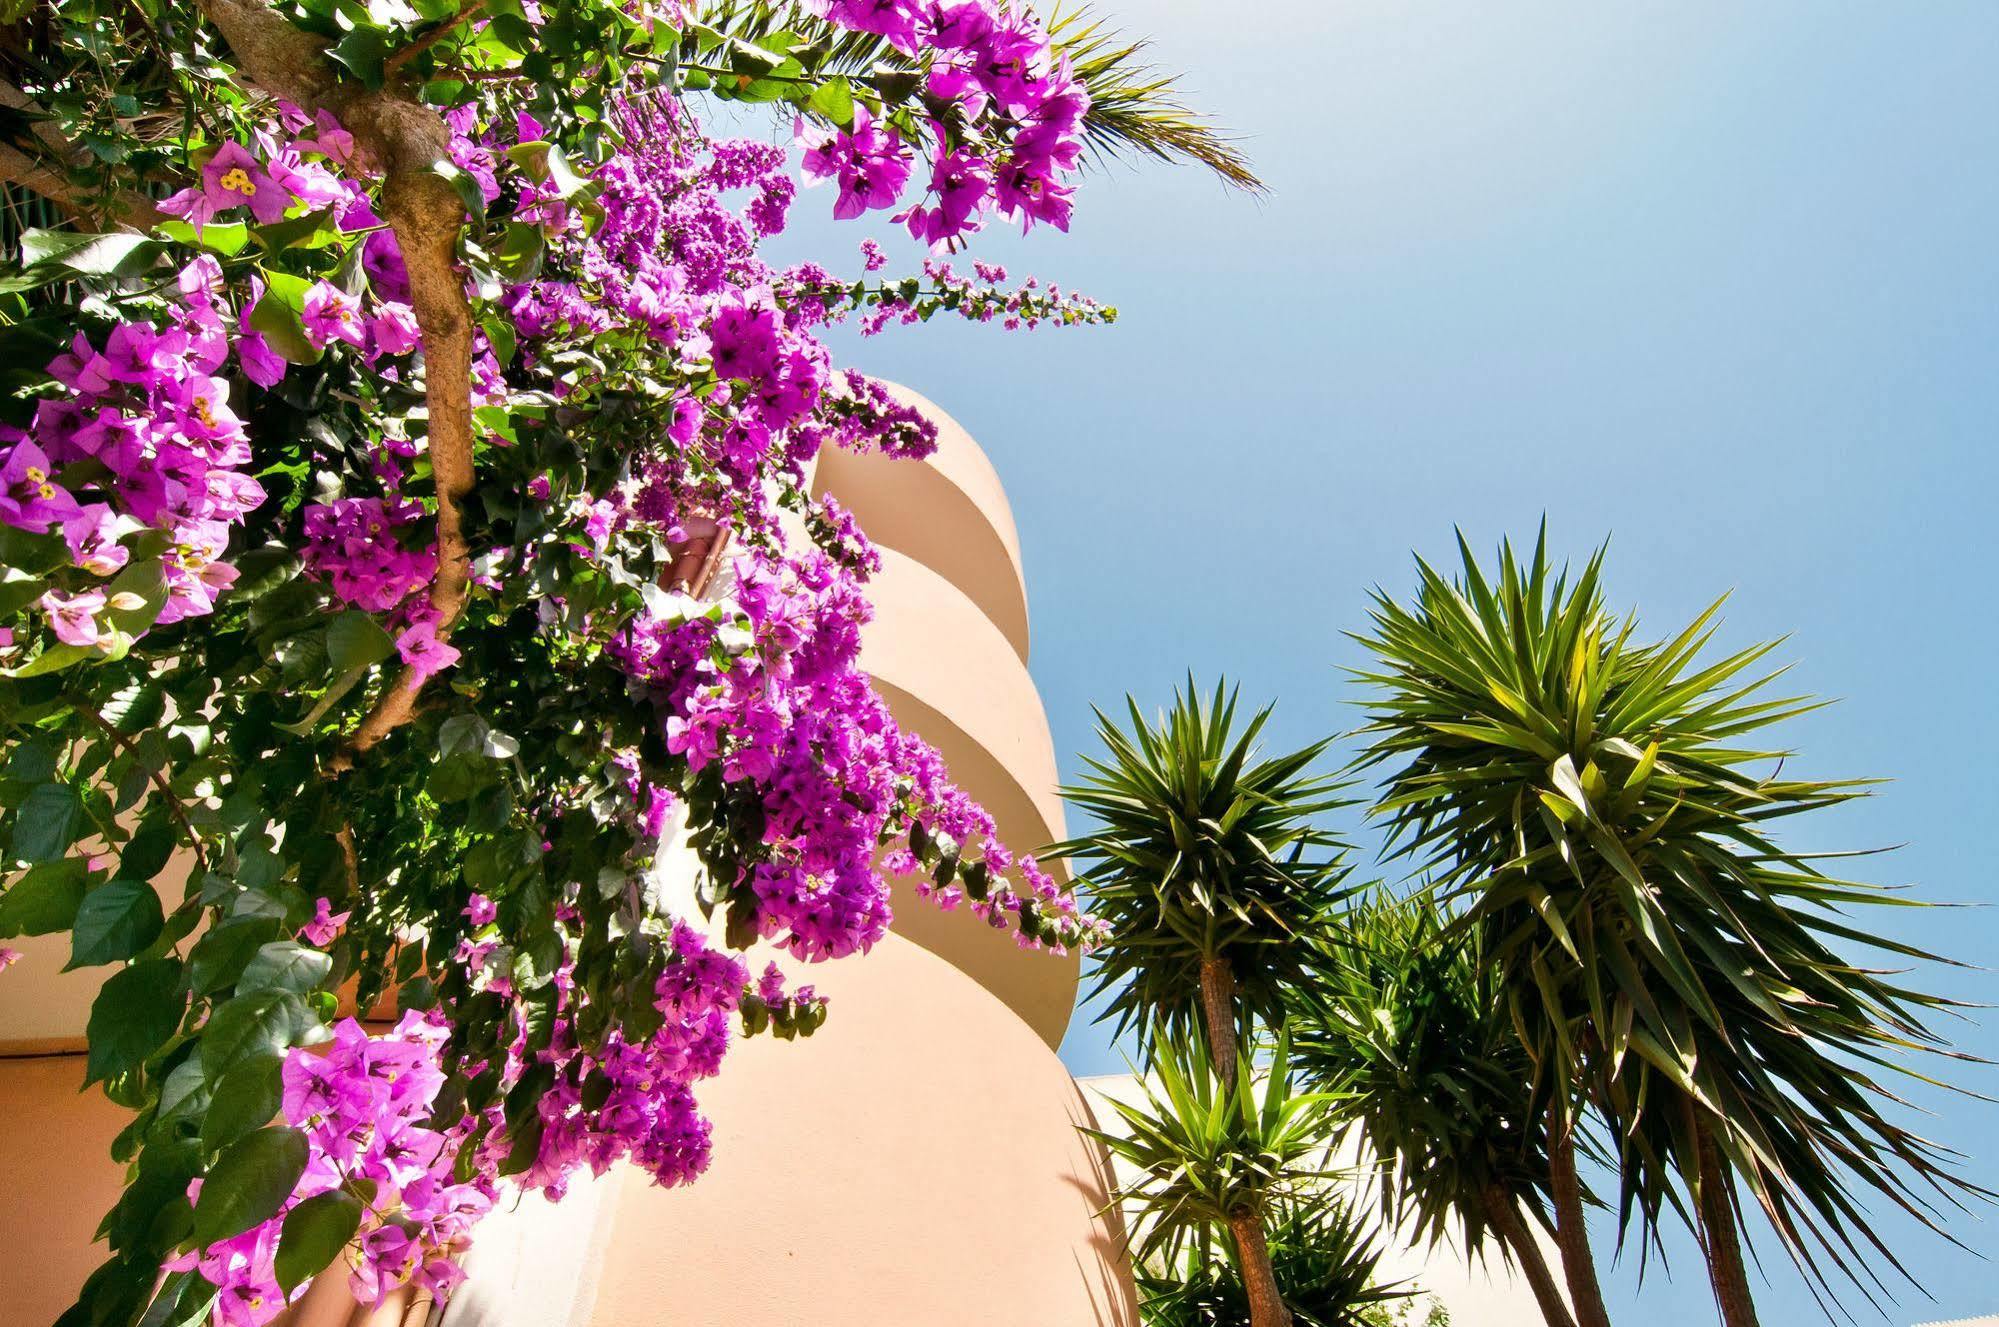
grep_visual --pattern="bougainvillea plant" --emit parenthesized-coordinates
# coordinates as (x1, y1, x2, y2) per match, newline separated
(0, 2, 1253, 1323)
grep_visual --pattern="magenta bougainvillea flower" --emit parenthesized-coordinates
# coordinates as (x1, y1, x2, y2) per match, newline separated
(0, 438, 82, 531)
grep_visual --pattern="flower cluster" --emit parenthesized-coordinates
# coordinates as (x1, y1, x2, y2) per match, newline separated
(799, 0, 1090, 245)
(0, 268, 266, 653)
(472, 921, 750, 1199)
(622, 543, 1097, 960)
(168, 1015, 494, 1327)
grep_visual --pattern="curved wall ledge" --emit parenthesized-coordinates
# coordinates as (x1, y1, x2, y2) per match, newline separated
(814, 383, 1031, 663)
(857, 549, 1078, 1045)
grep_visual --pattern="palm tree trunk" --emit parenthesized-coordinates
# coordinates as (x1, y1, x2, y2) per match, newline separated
(1198, 954, 1239, 1068)
(1694, 1117, 1761, 1327)
(1227, 1208, 1293, 1327)
(1547, 1106, 1614, 1327)
(1482, 1185, 1577, 1327)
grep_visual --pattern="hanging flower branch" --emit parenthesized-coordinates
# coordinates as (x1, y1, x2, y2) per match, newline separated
(0, 1, 1256, 1324)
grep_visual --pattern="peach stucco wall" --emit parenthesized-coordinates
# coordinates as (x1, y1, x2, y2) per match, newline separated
(0, 1053, 139, 1324)
(570, 934, 1133, 1327)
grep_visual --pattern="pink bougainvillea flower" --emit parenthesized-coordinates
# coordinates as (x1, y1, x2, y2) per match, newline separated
(299, 897, 351, 947)
(61, 504, 135, 576)
(161, 141, 291, 225)
(0, 948, 21, 973)
(40, 587, 108, 647)
(202, 140, 291, 224)
(366, 302, 422, 360)
(0, 439, 83, 531)
(798, 106, 910, 220)
(302, 281, 366, 350)
(395, 620, 461, 683)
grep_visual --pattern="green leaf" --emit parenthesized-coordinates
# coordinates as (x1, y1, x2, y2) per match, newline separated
(201, 1052, 284, 1154)
(807, 76, 856, 127)
(327, 26, 392, 89)
(237, 941, 333, 996)
(0, 857, 88, 936)
(250, 278, 323, 366)
(250, 207, 340, 254)
(135, 1268, 218, 1327)
(189, 915, 283, 993)
(326, 610, 396, 672)
(119, 810, 178, 883)
(19, 228, 160, 276)
(10, 781, 82, 862)
(542, 144, 587, 200)
(192, 1126, 308, 1244)
(85, 958, 185, 1083)
(68, 880, 165, 969)
(158, 219, 251, 257)
(274, 1190, 363, 1294)
(199, 990, 309, 1078)
(430, 159, 487, 226)
(7, 642, 95, 678)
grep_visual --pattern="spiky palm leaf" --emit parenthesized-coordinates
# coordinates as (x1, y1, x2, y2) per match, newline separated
(1288, 891, 1557, 1256)
(1049, 678, 1354, 1047)
(695, 1, 1261, 190)
(1352, 528, 1986, 1310)
(1090, 1026, 1340, 1270)
(1137, 1197, 1412, 1327)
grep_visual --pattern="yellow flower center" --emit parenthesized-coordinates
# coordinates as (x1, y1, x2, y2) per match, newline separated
(219, 167, 257, 197)
(25, 466, 46, 483)
(192, 397, 216, 428)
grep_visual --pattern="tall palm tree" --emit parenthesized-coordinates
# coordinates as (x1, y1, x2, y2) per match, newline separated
(1053, 680, 1351, 1327)
(1090, 1028, 1339, 1327)
(1288, 892, 1580, 1327)
(1352, 530, 1984, 1326)
(1050, 679, 1352, 1069)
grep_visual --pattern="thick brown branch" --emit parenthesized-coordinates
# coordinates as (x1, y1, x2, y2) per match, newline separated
(0, 79, 163, 227)
(196, 0, 478, 769)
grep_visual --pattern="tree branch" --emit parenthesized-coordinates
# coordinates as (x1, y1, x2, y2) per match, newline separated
(195, 0, 478, 771)
(384, 0, 489, 74)
(0, 79, 164, 227)
(70, 699, 209, 877)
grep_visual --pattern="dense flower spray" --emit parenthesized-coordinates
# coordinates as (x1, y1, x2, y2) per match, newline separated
(0, 0, 1224, 1322)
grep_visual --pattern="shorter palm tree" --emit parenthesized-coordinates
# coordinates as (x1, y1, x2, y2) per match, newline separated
(1050, 679, 1353, 1068)
(1090, 1028, 1338, 1327)
(1137, 1198, 1412, 1327)
(1288, 893, 1581, 1327)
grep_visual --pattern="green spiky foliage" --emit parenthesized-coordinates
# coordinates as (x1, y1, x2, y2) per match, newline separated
(1090, 1027, 1338, 1269)
(1049, 679, 1353, 1049)
(1352, 530, 1986, 1313)
(695, 2, 1262, 190)
(1288, 892, 1555, 1254)
(1136, 1198, 1411, 1327)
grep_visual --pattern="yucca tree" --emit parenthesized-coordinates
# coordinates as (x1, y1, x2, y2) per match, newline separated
(1050, 679, 1352, 1069)
(1352, 531, 1983, 1327)
(1136, 1197, 1412, 1327)
(1091, 1028, 1339, 1327)
(1288, 892, 1579, 1327)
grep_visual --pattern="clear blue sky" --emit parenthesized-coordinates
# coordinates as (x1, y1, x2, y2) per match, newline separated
(774, 2, 1998, 1320)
